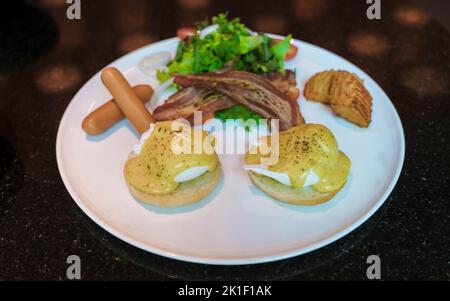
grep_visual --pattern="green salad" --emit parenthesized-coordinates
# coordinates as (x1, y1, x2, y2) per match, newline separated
(157, 13, 292, 124)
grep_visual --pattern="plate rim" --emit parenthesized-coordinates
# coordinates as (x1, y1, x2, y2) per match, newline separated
(56, 37, 406, 265)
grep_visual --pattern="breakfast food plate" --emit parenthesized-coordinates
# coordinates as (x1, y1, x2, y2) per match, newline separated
(56, 31, 405, 265)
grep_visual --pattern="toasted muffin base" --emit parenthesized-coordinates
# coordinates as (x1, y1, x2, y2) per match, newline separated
(249, 171, 344, 205)
(126, 162, 222, 207)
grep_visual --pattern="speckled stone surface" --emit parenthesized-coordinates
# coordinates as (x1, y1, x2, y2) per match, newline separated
(0, 0, 449, 280)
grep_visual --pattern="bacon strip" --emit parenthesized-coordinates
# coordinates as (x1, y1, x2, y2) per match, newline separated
(153, 70, 303, 128)
(173, 71, 304, 130)
(153, 87, 234, 122)
(263, 70, 300, 102)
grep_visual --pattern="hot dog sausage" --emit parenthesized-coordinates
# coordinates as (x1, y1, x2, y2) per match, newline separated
(82, 85, 153, 135)
(101, 67, 155, 135)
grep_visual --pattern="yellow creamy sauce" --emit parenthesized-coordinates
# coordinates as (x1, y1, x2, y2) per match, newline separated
(125, 122, 218, 195)
(245, 124, 350, 193)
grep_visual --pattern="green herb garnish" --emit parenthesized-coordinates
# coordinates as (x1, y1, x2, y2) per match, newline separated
(215, 104, 262, 131)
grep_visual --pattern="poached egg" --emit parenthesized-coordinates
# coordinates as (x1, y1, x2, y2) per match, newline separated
(126, 121, 218, 194)
(244, 124, 350, 193)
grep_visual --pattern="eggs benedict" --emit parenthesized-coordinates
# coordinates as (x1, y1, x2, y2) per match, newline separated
(125, 121, 222, 207)
(99, 67, 222, 207)
(244, 124, 350, 205)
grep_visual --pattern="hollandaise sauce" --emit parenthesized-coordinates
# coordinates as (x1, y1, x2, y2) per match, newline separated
(245, 124, 350, 193)
(125, 122, 218, 195)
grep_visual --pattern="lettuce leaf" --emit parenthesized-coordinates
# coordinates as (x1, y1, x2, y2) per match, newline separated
(157, 13, 291, 82)
(270, 35, 292, 69)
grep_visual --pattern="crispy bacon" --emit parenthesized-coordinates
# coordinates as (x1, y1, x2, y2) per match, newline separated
(263, 70, 300, 101)
(153, 70, 303, 129)
(153, 87, 234, 122)
(173, 71, 304, 130)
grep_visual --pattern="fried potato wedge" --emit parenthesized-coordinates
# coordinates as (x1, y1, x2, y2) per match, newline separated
(304, 70, 372, 127)
(329, 71, 372, 127)
(304, 70, 335, 104)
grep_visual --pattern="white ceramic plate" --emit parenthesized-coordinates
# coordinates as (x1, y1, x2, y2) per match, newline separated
(56, 37, 405, 265)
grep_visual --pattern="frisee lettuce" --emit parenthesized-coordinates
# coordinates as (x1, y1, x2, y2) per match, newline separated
(157, 13, 291, 82)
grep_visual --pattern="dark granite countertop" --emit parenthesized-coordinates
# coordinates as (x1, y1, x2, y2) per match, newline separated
(0, 0, 449, 281)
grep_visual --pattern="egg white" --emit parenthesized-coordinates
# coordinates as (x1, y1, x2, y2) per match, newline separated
(174, 166, 209, 183)
(244, 165, 319, 188)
